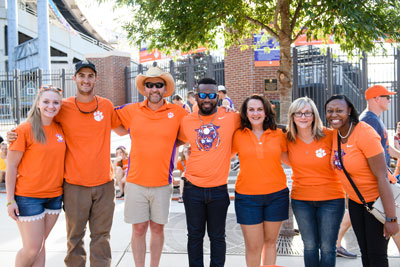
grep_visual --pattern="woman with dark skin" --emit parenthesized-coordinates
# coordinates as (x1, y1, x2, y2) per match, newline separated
(325, 94, 398, 267)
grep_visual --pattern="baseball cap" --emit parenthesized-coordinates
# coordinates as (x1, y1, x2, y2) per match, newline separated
(75, 60, 97, 75)
(218, 85, 226, 91)
(365, 85, 396, 100)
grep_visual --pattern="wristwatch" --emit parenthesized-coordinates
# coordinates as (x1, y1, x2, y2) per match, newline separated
(385, 216, 398, 223)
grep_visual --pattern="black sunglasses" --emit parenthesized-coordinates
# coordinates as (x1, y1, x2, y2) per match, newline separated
(145, 82, 165, 89)
(197, 92, 217, 99)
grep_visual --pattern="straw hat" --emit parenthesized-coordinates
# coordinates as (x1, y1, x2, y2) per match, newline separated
(135, 67, 175, 97)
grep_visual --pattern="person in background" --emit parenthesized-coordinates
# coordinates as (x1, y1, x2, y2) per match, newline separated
(393, 122, 400, 177)
(232, 94, 289, 267)
(285, 97, 345, 267)
(114, 146, 129, 198)
(172, 94, 192, 113)
(217, 85, 234, 109)
(0, 142, 7, 183)
(6, 85, 65, 266)
(325, 94, 398, 267)
(187, 91, 198, 113)
(175, 145, 190, 203)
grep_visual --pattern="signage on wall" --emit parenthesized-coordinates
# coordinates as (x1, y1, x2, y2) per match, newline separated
(139, 47, 207, 63)
(254, 34, 280, 67)
(265, 79, 278, 91)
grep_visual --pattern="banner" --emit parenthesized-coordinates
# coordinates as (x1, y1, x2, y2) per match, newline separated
(139, 47, 207, 63)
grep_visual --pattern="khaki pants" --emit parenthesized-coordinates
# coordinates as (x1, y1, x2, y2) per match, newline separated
(63, 181, 115, 267)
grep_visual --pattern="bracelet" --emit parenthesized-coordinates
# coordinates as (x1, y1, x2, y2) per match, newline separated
(6, 200, 15, 207)
(385, 216, 398, 223)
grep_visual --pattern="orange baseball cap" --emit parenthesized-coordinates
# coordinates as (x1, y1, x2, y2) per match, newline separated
(365, 85, 396, 100)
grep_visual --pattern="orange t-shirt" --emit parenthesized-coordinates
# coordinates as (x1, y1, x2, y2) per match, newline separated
(115, 100, 188, 187)
(232, 128, 287, 195)
(56, 96, 121, 186)
(177, 159, 186, 173)
(287, 128, 345, 201)
(10, 121, 66, 198)
(331, 122, 384, 203)
(122, 159, 129, 171)
(178, 109, 240, 187)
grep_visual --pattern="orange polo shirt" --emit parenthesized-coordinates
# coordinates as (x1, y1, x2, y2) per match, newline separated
(116, 100, 188, 187)
(287, 128, 345, 201)
(232, 128, 287, 195)
(331, 122, 384, 203)
(56, 96, 121, 187)
(10, 121, 66, 198)
(178, 109, 240, 187)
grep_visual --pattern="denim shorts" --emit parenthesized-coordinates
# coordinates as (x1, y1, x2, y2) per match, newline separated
(235, 187, 289, 225)
(15, 195, 63, 222)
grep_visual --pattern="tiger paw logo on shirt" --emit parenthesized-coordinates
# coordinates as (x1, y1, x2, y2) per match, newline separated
(315, 148, 326, 158)
(56, 134, 64, 143)
(195, 124, 220, 151)
(168, 112, 174, 119)
(93, 110, 104, 122)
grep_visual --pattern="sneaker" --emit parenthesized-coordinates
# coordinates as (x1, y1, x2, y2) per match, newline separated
(178, 197, 183, 203)
(336, 246, 357, 258)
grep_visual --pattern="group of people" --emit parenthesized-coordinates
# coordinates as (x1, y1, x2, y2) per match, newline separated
(4, 60, 400, 267)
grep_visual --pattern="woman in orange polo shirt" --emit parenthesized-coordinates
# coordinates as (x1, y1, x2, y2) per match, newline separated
(232, 94, 289, 267)
(286, 97, 345, 267)
(325, 94, 398, 267)
(6, 85, 65, 266)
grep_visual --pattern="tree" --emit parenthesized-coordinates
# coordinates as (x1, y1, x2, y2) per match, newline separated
(115, 0, 400, 122)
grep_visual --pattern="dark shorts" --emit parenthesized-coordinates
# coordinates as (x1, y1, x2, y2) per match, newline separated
(15, 195, 63, 221)
(235, 187, 289, 225)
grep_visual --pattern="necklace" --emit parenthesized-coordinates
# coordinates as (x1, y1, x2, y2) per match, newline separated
(197, 111, 218, 130)
(75, 96, 99, 114)
(338, 122, 353, 139)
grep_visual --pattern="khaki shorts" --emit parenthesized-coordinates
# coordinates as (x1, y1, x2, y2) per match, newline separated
(124, 182, 173, 224)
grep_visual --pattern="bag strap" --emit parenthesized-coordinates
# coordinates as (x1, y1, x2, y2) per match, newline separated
(337, 133, 372, 212)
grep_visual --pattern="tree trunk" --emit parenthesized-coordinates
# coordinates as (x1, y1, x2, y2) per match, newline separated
(278, 0, 296, 237)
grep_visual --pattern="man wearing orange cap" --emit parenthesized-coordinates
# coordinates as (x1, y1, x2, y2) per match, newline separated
(115, 67, 188, 267)
(360, 84, 400, 252)
(360, 85, 400, 166)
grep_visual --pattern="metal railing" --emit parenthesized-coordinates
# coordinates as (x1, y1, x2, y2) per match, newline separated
(293, 46, 399, 129)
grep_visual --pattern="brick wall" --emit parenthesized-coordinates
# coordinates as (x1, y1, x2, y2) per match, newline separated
(225, 38, 280, 111)
(86, 51, 131, 106)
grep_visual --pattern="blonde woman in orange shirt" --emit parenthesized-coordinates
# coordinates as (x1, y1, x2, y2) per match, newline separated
(286, 97, 345, 267)
(232, 94, 289, 267)
(6, 85, 65, 267)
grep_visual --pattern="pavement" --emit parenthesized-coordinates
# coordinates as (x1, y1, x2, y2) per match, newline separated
(0, 132, 399, 266)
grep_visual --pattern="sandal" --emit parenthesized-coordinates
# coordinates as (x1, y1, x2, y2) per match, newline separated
(116, 193, 124, 198)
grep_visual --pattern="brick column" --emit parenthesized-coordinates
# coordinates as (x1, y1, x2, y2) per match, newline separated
(86, 51, 131, 106)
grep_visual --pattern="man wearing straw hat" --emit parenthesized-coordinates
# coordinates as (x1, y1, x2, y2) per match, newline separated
(115, 66, 188, 267)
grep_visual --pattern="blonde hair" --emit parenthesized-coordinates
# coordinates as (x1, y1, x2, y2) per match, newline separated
(27, 86, 63, 144)
(287, 97, 324, 143)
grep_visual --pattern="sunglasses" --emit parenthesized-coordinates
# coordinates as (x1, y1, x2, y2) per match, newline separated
(145, 82, 165, 89)
(294, 111, 313, 118)
(40, 85, 63, 93)
(197, 92, 217, 99)
(380, 95, 391, 100)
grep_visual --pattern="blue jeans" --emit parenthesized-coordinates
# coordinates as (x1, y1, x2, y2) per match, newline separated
(183, 179, 230, 267)
(292, 198, 345, 267)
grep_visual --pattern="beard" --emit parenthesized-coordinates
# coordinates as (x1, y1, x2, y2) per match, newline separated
(198, 102, 217, 115)
(148, 92, 163, 104)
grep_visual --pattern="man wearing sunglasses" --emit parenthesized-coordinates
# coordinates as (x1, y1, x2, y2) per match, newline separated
(178, 78, 240, 267)
(360, 85, 400, 166)
(359, 85, 400, 252)
(115, 66, 188, 267)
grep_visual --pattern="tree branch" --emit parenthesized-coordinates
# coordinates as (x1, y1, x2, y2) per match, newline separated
(245, 15, 279, 39)
(274, 0, 282, 32)
(292, 8, 328, 42)
(290, 0, 304, 32)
